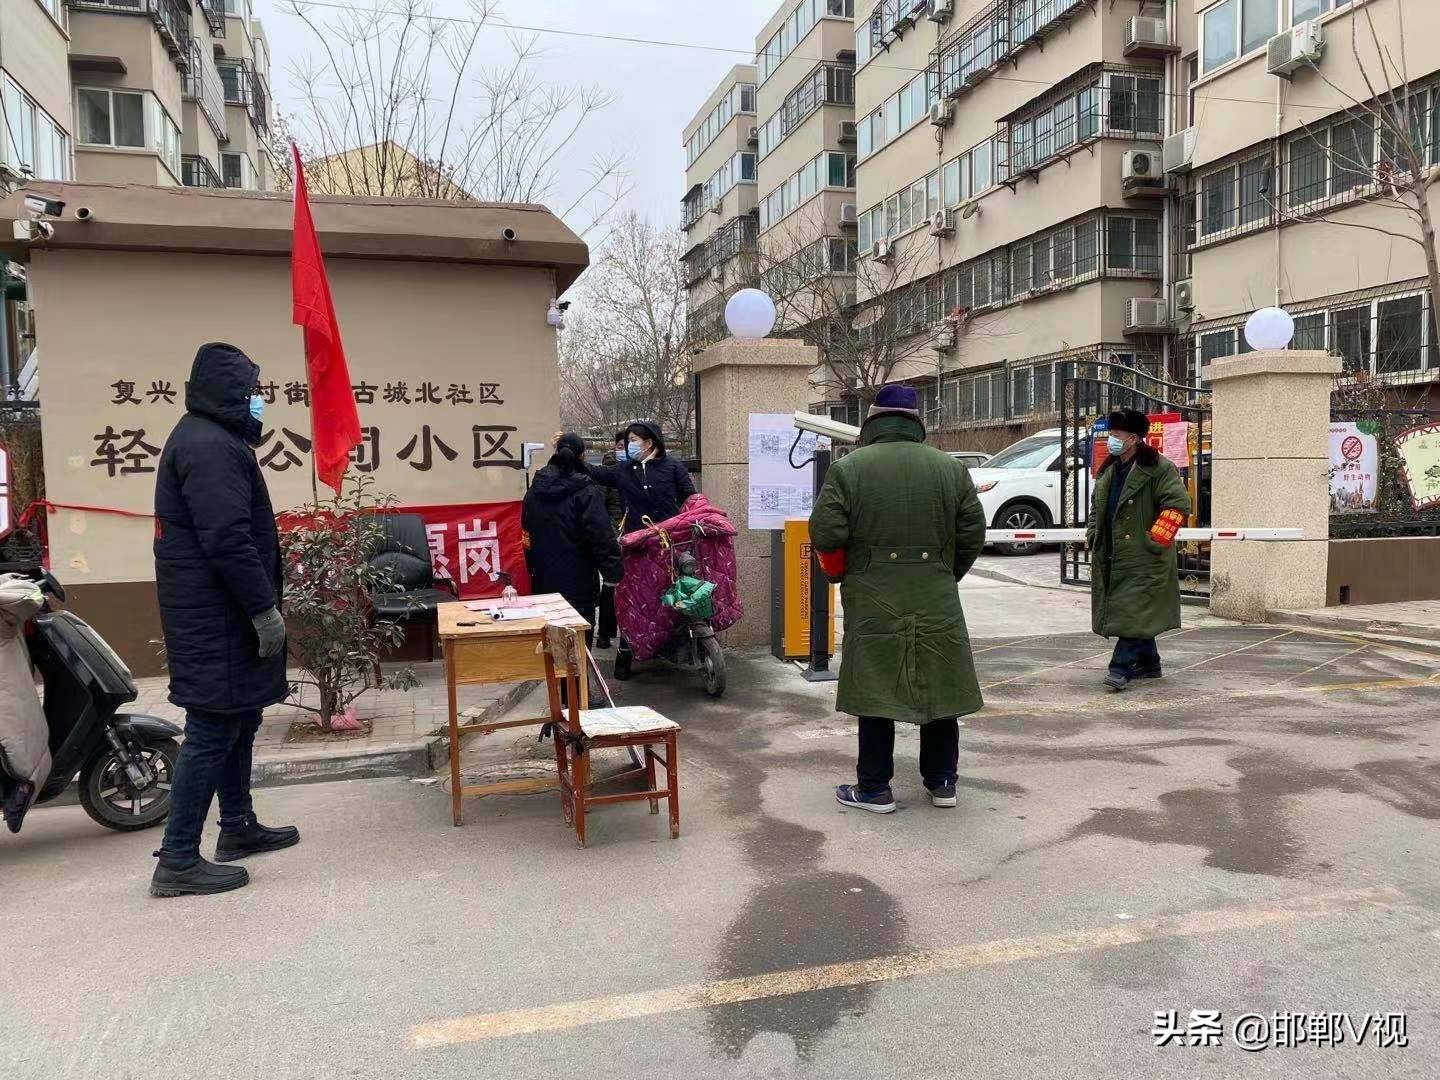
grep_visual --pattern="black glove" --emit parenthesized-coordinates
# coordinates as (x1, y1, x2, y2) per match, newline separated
(253, 606, 286, 659)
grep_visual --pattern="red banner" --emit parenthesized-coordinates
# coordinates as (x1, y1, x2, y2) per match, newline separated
(399, 500, 529, 600)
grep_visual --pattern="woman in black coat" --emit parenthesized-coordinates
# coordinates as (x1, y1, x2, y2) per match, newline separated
(588, 420, 696, 528)
(522, 434, 624, 636)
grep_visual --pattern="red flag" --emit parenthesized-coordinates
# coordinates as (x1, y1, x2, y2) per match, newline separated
(290, 142, 361, 493)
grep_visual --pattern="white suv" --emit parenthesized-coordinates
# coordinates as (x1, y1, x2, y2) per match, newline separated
(967, 429, 1087, 555)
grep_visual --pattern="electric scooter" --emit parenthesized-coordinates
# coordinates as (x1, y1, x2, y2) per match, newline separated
(1, 567, 181, 833)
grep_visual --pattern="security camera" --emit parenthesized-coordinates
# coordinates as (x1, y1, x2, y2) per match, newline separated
(12, 220, 55, 243)
(74, 206, 95, 221)
(792, 411, 860, 444)
(501, 227, 517, 242)
(22, 194, 65, 219)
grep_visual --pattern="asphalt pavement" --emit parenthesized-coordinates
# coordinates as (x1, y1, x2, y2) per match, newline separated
(4, 570, 1439, 1080)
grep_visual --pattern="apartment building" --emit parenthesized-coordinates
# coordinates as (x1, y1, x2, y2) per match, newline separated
(2, 0, 272, 394)
(1178, 0, 1440, 392)
(1, 0, 273, 193)
(681, 64, 759, 349)
(835, 0, 1173, 447)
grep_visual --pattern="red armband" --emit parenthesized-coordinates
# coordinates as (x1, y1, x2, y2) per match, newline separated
(815, 548, 847, 580)
(1149, 509, 1185, 547)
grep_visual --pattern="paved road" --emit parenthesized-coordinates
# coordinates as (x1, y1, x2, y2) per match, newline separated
(5, 621, 1439, 1079)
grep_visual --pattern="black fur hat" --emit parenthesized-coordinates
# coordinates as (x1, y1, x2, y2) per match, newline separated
(1106, 409, 1150, 438)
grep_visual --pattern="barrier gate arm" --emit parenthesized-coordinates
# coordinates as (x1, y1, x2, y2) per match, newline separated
(984, 528, 1303, 543)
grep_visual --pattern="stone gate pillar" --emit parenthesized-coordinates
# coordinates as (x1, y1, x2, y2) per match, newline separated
(693, 337, 818, 647)
(1204, 349, 1342, 620)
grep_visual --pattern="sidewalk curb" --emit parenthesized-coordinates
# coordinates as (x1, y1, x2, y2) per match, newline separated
(251, 680, 536, 789)
(1266, 611, 1440, 658)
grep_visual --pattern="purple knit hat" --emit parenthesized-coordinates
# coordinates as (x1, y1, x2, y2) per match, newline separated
(865, 383, 923, 427)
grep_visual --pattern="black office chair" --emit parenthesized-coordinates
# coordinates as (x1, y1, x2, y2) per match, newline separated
(365, 513, 456, 667)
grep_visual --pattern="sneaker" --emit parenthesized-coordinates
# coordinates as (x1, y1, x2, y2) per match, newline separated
(1133, 666, 1163, 680)
(927, 783, 958, 808)
(215, 814, 301, 863)
(151, 856, 250, 898)
(1103, 671, 1130, 692)
(834, 784, 896, 814)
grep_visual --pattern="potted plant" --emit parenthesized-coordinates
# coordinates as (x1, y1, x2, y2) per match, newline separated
(279, 474, 420, 732)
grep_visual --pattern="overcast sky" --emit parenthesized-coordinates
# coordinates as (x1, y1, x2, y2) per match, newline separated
(261, 0, 781, 232)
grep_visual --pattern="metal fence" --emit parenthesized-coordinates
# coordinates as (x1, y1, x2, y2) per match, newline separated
(1059, 367, 1213, 598)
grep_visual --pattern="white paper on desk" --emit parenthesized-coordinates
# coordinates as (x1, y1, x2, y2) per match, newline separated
(463, 604, 547, 620)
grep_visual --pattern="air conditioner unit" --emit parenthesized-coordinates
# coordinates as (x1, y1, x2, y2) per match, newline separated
(746, 125, 759, 146)
(1124, 297, 1171, 334)
(1122, 150, 1161, 184)
(1173, 278, 1196, 314)
(933, 327, 956, 351)
(838, 121, 857, 145)
(710, 265, 724, 284)
(929, 209, 956, 238)
(1123, 17, 1172, 56)
(1268, 19, 1324, 78)
(839, 202, 858, 225)
(929, 100, 954, 127)
(1162, 126, 1197, 173)
(927, 0, 954, 23)
(872, 239, 893, 263)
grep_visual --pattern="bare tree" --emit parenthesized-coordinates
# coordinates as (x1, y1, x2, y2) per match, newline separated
(757, 209, 956, 414)
(280, 0, 628, 236)
(1277, 1, 1440, 341)
(559, 214, 694, 451)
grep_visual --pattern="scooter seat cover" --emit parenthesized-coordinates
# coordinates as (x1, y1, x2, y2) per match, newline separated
(614, 496, 742, 662)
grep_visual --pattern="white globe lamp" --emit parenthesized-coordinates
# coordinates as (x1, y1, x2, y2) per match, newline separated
(724, 288, 777, 340)
(1244, 306, 1295, 351)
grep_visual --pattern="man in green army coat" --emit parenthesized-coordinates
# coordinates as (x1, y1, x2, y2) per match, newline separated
(809, 384, 987, 814)
(1086, 409, 1192, 692)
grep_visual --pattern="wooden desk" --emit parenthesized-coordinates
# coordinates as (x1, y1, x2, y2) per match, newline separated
(437, 595, 590, 826)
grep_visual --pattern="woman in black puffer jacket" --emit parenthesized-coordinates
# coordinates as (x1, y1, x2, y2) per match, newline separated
(588, 421, 696, 528)
(522, 433, 624, 636)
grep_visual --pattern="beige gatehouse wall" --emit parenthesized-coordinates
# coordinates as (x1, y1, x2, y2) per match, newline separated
(0, 183, 588, 674)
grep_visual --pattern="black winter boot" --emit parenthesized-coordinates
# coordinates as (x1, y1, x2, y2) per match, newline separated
(151, 856, 249, 898)
(215, 814, 301, 862)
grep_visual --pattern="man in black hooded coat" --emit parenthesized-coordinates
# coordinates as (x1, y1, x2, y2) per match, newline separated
(149, 343, 299, 898)
(522, 433, 623, 633)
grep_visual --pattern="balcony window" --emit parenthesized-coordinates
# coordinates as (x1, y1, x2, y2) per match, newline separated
(1202, 0, 1240, 73)
(221, 151, 250, 188)
(1106, 215, 1160, 273)
(77, 88, 145, 148)
(218, 63, 243, 105)
(4, 77, 71, 181)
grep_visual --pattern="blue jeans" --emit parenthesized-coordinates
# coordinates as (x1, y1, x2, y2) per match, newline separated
(156, 708, 263, 868)
(857, 716, 959, 795)
(1109, 637, 1161, 680)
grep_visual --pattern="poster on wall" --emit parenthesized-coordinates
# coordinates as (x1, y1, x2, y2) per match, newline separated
(1395, 422, 1440, 512)
(1328, 422, 1379, 514)
(748, 414, 820, 531)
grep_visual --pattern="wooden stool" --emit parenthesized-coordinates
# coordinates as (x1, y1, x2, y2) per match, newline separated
(542, 627, 681, 847)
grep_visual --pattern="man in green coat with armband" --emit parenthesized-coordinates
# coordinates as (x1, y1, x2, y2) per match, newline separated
(1086, 409, 1193, 692)
(809, 384, 987, 815)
